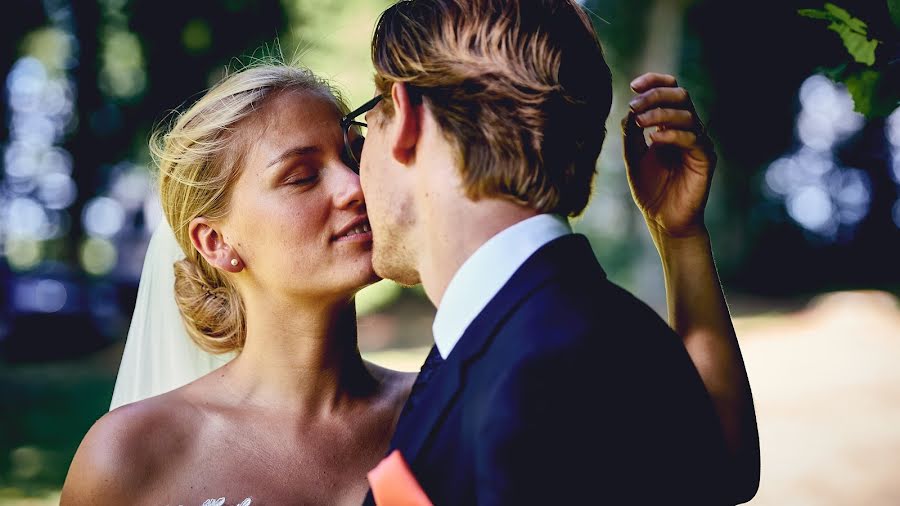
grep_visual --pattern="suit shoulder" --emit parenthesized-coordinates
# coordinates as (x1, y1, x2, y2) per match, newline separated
(522, 273, 677, 344)
(493, 274, 701, 392)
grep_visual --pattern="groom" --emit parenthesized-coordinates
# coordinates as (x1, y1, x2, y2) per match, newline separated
(356, 0, 729, 503)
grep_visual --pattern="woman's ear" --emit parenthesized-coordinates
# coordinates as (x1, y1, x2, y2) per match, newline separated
(188, 217, 243, 272)
(390, 82, 422, 165)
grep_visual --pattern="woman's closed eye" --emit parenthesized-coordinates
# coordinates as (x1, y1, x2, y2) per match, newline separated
(267, 145, 323, 187)
(286, 173, 318, 185)
(282, 167, 319, 186)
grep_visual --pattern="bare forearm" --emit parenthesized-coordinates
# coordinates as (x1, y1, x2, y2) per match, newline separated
(655, 228, 739, 377)
(651, 224, 760, 501)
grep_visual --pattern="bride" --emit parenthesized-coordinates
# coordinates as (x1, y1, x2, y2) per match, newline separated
(61, 63, 755, 505)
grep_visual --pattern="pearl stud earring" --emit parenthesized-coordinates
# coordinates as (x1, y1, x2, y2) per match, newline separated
(230, 258, 239, 267)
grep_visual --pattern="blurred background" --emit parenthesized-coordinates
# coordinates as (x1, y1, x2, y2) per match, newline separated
(0, 0, 898, 504)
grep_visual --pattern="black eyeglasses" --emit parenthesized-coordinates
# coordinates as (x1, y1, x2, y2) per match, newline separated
(341, 95, 384, 173)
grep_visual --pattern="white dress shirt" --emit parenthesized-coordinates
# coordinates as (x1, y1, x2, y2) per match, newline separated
(432, 214, 573, 358)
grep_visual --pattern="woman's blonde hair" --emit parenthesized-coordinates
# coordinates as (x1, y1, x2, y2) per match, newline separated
(150, 62, 344, 354)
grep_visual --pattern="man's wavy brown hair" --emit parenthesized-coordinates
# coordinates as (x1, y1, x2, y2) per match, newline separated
(371, 0, 612, 217)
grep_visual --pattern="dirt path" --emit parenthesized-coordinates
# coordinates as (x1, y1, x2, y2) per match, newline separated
(740, 291, 900, 505)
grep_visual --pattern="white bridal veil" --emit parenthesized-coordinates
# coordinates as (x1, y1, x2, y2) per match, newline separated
(110, 220, 234, 411)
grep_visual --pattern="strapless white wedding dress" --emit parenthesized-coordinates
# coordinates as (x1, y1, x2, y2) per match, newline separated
(199, 498, 252, 506)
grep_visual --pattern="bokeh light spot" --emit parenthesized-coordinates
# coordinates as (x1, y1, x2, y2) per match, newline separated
(21, 27, 75, 72)
(7, 197, 49, 239)
(10, 446, 44, 480)
(5, 239, 43, 271)
(182, 19, 212, 54)
(886, 107, 900, 148)
(38, 172, 77, 210)
(787, 186, 834, 233)
(99, 29, 146, 100)
(34, 279, 68, 312)
(796, 75, 863, 151)
(83, 196, 125, 238)
(80, 237, 118, 276)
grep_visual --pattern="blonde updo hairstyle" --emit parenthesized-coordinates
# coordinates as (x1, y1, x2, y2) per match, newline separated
(150, 63, 346, 354)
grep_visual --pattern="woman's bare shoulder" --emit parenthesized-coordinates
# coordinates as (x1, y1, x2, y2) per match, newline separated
(60, 391, 201, 504)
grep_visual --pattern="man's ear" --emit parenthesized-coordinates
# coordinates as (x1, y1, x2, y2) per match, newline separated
(189, 217, 242, 273)
(390, 82, 422, 165)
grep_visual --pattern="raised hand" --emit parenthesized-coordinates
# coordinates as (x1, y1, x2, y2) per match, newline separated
(622, 76, 760, 503)
(622, 73, 716, 238)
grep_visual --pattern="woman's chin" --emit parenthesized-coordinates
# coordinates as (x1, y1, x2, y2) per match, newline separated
(297, 259, 380, 302)
(359, 255, 381, 284)
(359, 269, 383, 290)
(346, 264, 382, 293)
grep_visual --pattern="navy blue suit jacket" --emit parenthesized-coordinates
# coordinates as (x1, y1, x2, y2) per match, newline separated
(366, 234, 729, 505)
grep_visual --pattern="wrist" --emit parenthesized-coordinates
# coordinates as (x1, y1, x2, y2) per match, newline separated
(648, 221, 712, 259)
(645, 216, 709, 242)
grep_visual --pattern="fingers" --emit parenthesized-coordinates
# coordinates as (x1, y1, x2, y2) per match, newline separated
(625, 72, 713, 156)
(629, 86, 693, 114)
(635, 108, 694, 130)
(630, 73, 678, 93)
(648, 129, 699, 150)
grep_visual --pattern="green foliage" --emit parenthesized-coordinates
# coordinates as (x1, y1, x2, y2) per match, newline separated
(799, 3, 879, 65)
(0, 363, 114, 493)
(889, 0, 900, 29)
(799, 2, 899, 118)
(843, 69, 889, 117)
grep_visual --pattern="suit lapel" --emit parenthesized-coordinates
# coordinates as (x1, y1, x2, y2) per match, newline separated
(392, 234, 604, 466)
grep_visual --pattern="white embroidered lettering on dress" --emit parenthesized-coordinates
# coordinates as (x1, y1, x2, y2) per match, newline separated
(197, 498, 251, 506)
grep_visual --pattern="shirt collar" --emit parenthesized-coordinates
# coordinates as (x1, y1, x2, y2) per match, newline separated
(432, 214, 572, 358)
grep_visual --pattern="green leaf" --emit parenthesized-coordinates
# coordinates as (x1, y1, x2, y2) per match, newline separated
(820, 63, 849, 82)
(798, 8, 831, 20)
(799, 3, 866, 34)
(799, 3, 880, 66)
(841, 69, 896, 118)
(827, 21, 879, 65)
(844, 69, 879, 116)
(889, 0, 900, 29)
(822, 65, 899, 118)
(824, 3, 867, 33)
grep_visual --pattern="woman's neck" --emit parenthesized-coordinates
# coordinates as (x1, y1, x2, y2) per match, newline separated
(220, 293, 376, 416)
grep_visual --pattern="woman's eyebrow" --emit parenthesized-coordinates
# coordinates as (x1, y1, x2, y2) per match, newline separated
(266, 145, 320, 169)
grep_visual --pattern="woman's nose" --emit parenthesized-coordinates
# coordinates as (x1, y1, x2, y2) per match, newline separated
(332, 165, 365, 210)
